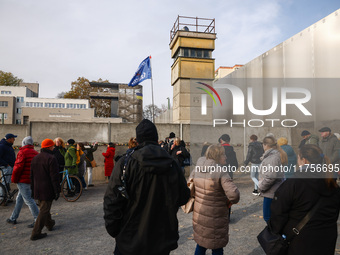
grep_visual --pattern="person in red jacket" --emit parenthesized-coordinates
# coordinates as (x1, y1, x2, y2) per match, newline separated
(102, 143, 115, 181)
(6, 136, 39, 228)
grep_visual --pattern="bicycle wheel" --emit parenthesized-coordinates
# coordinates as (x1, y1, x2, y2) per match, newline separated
(0, 183, 7, 205)
(61, 176, 83, 202)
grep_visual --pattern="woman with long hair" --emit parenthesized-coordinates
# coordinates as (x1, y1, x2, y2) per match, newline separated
(270, 144, 340, 255)
(191, 144, 240, 255)
(258, 136, 287, 222)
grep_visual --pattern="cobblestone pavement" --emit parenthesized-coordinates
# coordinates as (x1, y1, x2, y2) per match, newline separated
(1, 172, 340, 255)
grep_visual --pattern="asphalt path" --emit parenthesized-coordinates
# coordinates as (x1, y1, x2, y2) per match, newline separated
(1, 172, 340, 255)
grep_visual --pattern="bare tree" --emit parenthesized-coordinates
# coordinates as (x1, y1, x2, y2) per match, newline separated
(143, 104, 163, 121)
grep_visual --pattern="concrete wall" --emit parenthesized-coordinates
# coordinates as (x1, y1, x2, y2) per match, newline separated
(0, 121, 305, 182)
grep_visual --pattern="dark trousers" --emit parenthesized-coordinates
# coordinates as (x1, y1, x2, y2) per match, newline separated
(31, 200, 54, 237)
(114, 245, 170, 255)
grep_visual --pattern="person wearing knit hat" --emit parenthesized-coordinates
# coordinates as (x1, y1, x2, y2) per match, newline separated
(136, 119, 158, 144)
(64, 139, 78, 176)
(6, 136, 39, 228)
(104, 119, 190, 255)
(299, 130, 319, 149)
(41, 139, 55, 148)
(277, 137, 297, 178)
(30, 138, 60, 240)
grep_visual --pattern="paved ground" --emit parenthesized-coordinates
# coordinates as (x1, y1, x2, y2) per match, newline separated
(1, 172, 340, 255)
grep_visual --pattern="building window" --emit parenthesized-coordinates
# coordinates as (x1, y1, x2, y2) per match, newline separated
(16, 119, 21, 124)
(183, 48, 189, 57)
(1, 91, 11, 95)
(17, 108, 22, 114)
(0, 101, 8, 107)
(203, 50, 211, 58)
(0, 113, 8, 120)
(16, 97, 24, 103)
(179, 48, 212, 59)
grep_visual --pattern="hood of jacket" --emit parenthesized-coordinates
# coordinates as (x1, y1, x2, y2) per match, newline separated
(131, 142, 175, 175)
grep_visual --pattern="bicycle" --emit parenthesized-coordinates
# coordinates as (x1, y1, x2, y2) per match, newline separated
(60, 167, 83, 202)
(0, 166, 18, 206)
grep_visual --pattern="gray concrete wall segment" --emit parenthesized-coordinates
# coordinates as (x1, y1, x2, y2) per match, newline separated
(0, 124, 27, 145)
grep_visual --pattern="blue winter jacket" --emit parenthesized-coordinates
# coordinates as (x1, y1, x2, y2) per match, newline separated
(281, 144, 297, 178)
(0, 138, 16, 167)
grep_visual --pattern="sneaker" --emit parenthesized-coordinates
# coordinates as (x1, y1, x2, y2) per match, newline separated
(88, 184, 94, 187)
(30, 233, 47, 241)
(27, 222, 35, 228)
(6, 218, 17, 225)
(252, 189, 259, 195)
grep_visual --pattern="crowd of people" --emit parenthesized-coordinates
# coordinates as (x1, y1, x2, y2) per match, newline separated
(2, 134, 113, 241)
(104, 123, 340, 255)
(2, 121, 340, 254)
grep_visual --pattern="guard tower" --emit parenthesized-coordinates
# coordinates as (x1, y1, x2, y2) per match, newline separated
(170, 16, 216, 123)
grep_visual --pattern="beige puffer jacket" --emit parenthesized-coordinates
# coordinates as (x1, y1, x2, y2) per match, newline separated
(191, 157, 240, 249)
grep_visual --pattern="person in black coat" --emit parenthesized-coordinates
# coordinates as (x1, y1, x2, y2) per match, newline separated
(53, 137, 66, 183)
(170, 137, 190, 173)
(218, 134, 238, 179)
(244, 135, 264, 195)
(0, 133, 17, 191)
(30, 139, 60, 241)
(270, 144, 340, 255)
(103, 119, 190, 255)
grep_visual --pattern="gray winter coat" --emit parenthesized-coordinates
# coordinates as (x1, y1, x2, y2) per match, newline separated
(258, 149, 284, 199)
(319, 134, 340, 164)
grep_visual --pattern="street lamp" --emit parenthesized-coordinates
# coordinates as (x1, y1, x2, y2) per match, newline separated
(166, 97, 170, 110)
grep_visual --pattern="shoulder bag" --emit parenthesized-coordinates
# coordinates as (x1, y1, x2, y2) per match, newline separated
(257, 199, 322, 255)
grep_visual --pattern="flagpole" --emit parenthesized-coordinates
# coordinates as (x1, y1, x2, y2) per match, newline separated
(149, 56, 155, 123)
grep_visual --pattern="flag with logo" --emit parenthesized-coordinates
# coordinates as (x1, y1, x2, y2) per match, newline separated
(128, 56, 152, 87)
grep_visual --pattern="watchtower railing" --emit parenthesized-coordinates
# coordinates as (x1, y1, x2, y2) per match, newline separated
(170, 16, 215, 42)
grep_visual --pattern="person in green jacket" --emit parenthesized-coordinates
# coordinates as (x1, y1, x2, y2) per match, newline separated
(64, 139, 78, 175)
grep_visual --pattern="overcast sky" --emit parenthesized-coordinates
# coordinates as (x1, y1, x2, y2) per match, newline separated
(0, 0, 339, 108)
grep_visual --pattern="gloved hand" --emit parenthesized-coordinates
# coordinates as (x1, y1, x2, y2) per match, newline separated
(55, 193, 59, 201)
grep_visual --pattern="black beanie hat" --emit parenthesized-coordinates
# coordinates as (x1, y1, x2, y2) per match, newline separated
(301, 130, 311, 136)
(136, 119, 158, 144)
(219, 134, 230, 143)
(169, 132, 175, 138)
(67, 139, 75, 145)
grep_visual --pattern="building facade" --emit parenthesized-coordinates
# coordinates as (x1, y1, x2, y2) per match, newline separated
(0, 83, 95, 124)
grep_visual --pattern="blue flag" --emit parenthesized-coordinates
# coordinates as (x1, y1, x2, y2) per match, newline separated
(128, 56, 152, 87)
